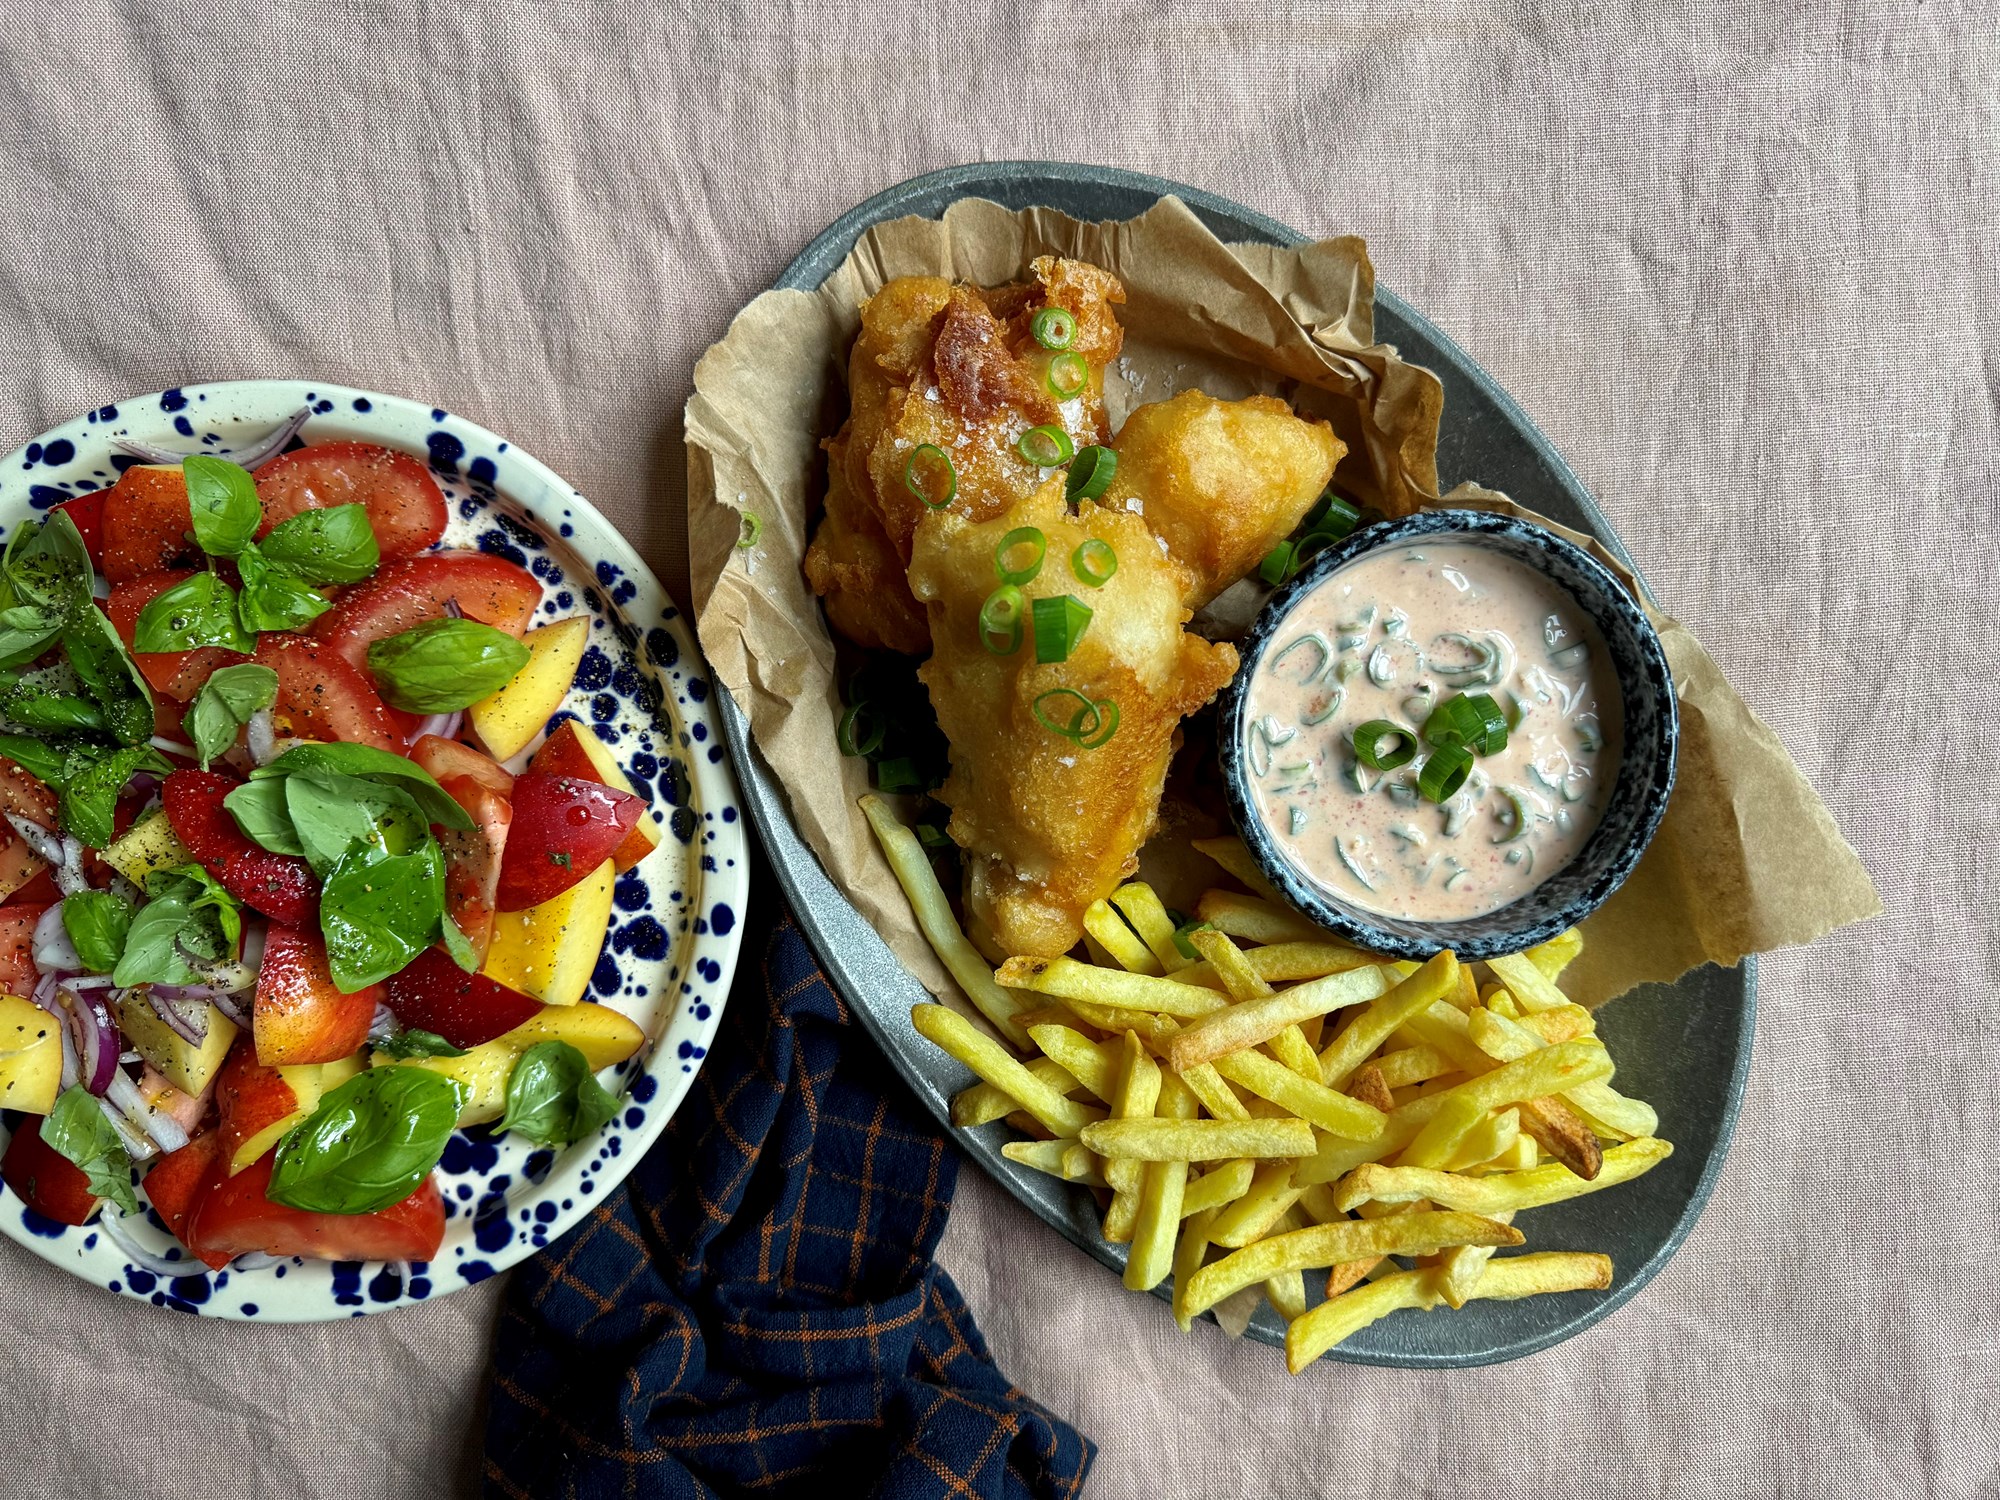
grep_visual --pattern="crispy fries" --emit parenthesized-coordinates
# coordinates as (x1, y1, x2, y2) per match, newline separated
(1332, 1137, 1674, 1215)
(998, 956, 1230, 1018)
(1195, 889, 1333, 946)
(1317, 952, 1459, 1087)
(953, 1055, 1083, 1127)
(1002, 1138, 1107, 1185)
(1082, 1116, 1318, 1161)
(1166, 966, 1390, 1071)
(911, 1004, 1103, 1137)
(1516, 1095, 1604, 1180)
(1212, 1049, 1386, 1139)
(1084, 898, 1162, 975)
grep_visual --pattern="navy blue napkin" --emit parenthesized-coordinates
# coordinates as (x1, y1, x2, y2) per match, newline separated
(482, 911, 1094, 1498)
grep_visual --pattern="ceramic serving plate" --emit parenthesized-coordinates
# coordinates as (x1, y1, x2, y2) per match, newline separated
(716, 164, 1755, 1369)
(0, 380, 747, 1321)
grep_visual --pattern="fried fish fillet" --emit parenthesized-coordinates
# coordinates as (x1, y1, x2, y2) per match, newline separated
(908, 477, 1238, 957)
(1098, 389, 1344, 607)
(800, 431, 930, 654)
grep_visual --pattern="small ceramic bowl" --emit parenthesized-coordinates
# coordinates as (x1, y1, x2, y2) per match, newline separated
(1217, 508, 1677, 961)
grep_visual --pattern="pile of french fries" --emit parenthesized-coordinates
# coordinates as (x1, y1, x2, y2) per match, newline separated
(860, 796, 1672, 1373)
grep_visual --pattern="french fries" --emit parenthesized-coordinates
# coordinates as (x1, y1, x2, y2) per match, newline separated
(872, 803, 1672, 1373)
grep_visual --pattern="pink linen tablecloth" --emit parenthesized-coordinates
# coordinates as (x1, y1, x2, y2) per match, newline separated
(0, 3, 1989, 1495)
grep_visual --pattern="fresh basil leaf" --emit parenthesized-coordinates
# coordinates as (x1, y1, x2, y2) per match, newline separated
(319, 839, 448, 993)
(150, 862, 244, 954)
(222, 775, 303, 855)
(112, 894, 197, 987)
(133, 571, 254, 655)
(235, 546, 332, 633)
(41, 1086, 140, 1215)
(0, 731, 71, 785)
(365, 619, 529, 714)
(261, 504, 380, 585)
(65, 607, 156, 747)
(185, 662, 279, 769)
(439, 908, 478, 973)
(373, 1027, 467, 1060)
(3, 510, 92, 613)
(181, 454, 262, 558)
(61, 890, 134, 974)
(0, 682, 105, 733)
(267, 1066, 463, 1215)
(252, 744, 473, 831)
(0, 603, 65, 670)
(498, 1041, 619, 1147)
(284, 769, 425, 876)
(58, 744, 173, 849)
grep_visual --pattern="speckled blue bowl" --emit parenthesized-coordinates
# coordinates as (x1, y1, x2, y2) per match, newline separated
(1218, 508, 1677, 961)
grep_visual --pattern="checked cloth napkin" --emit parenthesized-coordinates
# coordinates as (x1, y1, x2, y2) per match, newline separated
(482, 912, 1094, 1498)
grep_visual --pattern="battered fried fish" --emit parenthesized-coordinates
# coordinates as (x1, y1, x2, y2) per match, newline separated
(908, 478, 1238, 958)
(799, 432, 930, 654)
(1098, 389, 1344, 607)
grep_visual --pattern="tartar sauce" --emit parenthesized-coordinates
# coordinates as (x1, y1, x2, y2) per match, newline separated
(1241, 541, 1623, 921)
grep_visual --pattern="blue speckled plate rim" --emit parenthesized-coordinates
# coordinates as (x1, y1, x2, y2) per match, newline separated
(714, 162, 1755, 1368)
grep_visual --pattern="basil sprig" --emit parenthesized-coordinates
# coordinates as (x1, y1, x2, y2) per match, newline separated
(133, 571, 255, 654)
(183, 663, 279, 769)
(247, 744, 473, 831)
(267, 1067, 463, 1215)
(366, 619, 529, 713)
(41, 1086, 140, 1214)
(0, 737, 175, 850)
(320, 839, 451, 992)
(61, 889, 134, 974)
(183, 454, 263, 558)
(497, 1041, 619, 1147)
(373, 1028, 467, 1060)
(259, 504, 380, 583)
(112, 863, 243, 988)
(0, 510, 93, 667)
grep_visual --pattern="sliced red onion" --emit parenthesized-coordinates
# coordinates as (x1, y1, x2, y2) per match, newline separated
(7, 811, 65, 868)
(66, 974, 115, 990)
(97, 1207, 209, 1279)
(232, 1250, 284, 1271)
(94, 1093, 157, 1161)
(241, 918, 267, 972)
(124, 770, 162, 800)
(56, 837, 87, 897)
(146, 990, 210, 1046)
(443, 598, 465, 620)
(210, 992, 248, 1027)
(106, 1069, 189, 1154)
(246, 708, 277, 767)
(54, 1001, 78, 1088)
(114, 406, 310, 471)
(367, 1002, 399, 1042)
(109, 874, 145, 907)
(413, 710, 464, 741)
(32, 968, 63, 1012)
(33, 903, 81, 974)
(67, 989, 119, 1095)
(150, 735, 197, 759)
(119, 1048, 141, 1064)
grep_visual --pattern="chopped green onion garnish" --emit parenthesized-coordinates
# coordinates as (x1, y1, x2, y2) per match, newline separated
(1418, 744, 1474, 803)
(875, 757, 922, 793)
(1065, 445, 1117, 502)
(1463, 692, 1509, 755)
(1070, 537, 1118, 588)
(1031, 688, 1119, 748)
(994, 526, 1047, 586)
(1076, 699, 1120, 748)
(915, 821, 953, 851)
(1045, 351, 1089, 401)
(1170, 916, 1210, 960)
(1030, 307, 1077, 350)
(1303, 493, 1362, 540)
(978, 585, 1027, 655)
(837, 701, 885, 758)
(1258, 541, 1296, 587)
(737, 511, 762, 548)
(1423, 694, 1484, 749)
(1352, 720, 1416, 770)
(904, 443, 957, 509)
(1031, 594, 1093, 663)
(1017, 424, 1075, 467)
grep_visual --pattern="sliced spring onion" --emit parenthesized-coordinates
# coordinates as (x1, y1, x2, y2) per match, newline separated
(1335, 838, 1378, 891)
(1017, 424, 1075, 467)
(994, 526, 1047, 586)
(1031, 593, 1093, 663)
(736, 511, 763, 548)
(904, 444, 957, 509)
(1423, 694, 1484, 749)
(1300, 687, 1343, 726)
(1352, 720, 1416, 770)
(1258, 541, 1296, 587)
(837, 702, 886, 758)
(1070, 536, 1117, 587)
(1170, 916, 1210, 961)
(1550, 642, 1591, 670)
(915, 822, 953, 851)
(978, 585, 1027, 655)
(1463, 692, 1509, 754)
(875, 757, 922, 793)
(1076, 699, 1119, 748)
(1032, 688, 1119, 748)
(1309, 494, 1362, 539)
(1030, 307, 1077, 349)
(1493, 786, 1537, 844)
(1066, 446, 1118, 502)
(1270, 632, 1331, 684)
(1045, 350, 1089, 401)
(1418, 745, 1474, 803)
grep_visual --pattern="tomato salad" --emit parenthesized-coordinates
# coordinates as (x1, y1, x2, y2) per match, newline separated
(0, 431, 660, 1274)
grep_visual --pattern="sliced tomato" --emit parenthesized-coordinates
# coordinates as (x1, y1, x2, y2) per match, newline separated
(254, 442, 447, 562)
(162, 768, 320, 925)
(410, 733, 514, 799)
(437, 775, 510, 962)
(494, 774, 640, 911)
(101, 465, 198, 583)
(186, 1153, 446, 1265)
(530, 720, 658, 871)
(52, 489, 107, 571)
(106, 569, 254, 701)
(384, 946, 542, 1048)
(2, 1116, 100, 1226)
(0, 905, 47, 997)
(142, 1130, 225, 1256)
(254, 924, 379, 1066)
(0, 826, 47, 906)
(310, 552, 542, 675)
(254, 632, 412, 751)
(2, 868, 59, 907)
(0, 757, 58, 830)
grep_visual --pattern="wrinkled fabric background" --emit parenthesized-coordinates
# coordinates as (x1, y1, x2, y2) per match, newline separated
(0, 3, 1990, 1497)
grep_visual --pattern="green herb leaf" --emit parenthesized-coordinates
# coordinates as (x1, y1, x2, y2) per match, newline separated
(222, 776, 304, 855)
(267, 1067, 464, 1215)
(41, 1086, 140, 1215)
(319, 839, 448, 992)
(132, 571, 254, 655)
(251, 743, 473, 830)
(365, 619, 530, 714)
(63, 610, 156, 747)
(439, 909, 478, 973)
(185, 663, 280, 769)
(0, 731, 70, 784)
(181, 454, 262, 558)
(58, 743, 174, 849)
(0, 512, 91, 667)
(283, 769, 426, 876)
(497, 1041, 619, 1147)
(372, 1027, 468, 1060)
(0, 680, 104, 733)
(235, 545, 332, 633)
(148, 862, 244, 956)
(260, 504, 380, 585)
(111, 893, 197, 987)
(61, 890, 134, 974)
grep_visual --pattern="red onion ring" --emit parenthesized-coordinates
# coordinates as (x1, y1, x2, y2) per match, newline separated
(97, 1207, 209, 1279)
(246, 708, 277, 766)
(67, 989, 120, 1095)
(412, 710, 464, 742)
(113, 407, 310, 471)
(32, 904, 80, 974)
(146, 989, 210, 1046)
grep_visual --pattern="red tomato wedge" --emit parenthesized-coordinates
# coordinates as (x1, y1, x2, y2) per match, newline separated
(254, 632, 411, 751)
(411, 733, 515, 799)
(0, 756, 58, 830)
(310, 552, 543, 675)
(1, 868, 59, 907)
(440, 775, 510, 963)
(254, 925, 380, 1066)
(254, 442, 447, 562)
(531, 721, 658, 871)
(162, 769, 320, 925)
(185, 1153, 447, 1266)
(495, 774, 640, 911)
(52, 489, 107, 571)
(107, 569, 253, 701)
(0, 827, 47, 906)
(0, 905, 47, 996)
(383, 947, 542, 1049)
(142, 1130, 225, 1253)
(101, 465, 199, 582)
(2, 1116, 101, 1226)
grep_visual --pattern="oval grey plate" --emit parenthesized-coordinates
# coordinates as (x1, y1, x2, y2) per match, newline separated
(715, 163, 1754, 1368)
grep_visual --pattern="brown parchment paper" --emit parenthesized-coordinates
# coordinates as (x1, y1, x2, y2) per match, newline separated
(686, 196, 1878, 1012)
